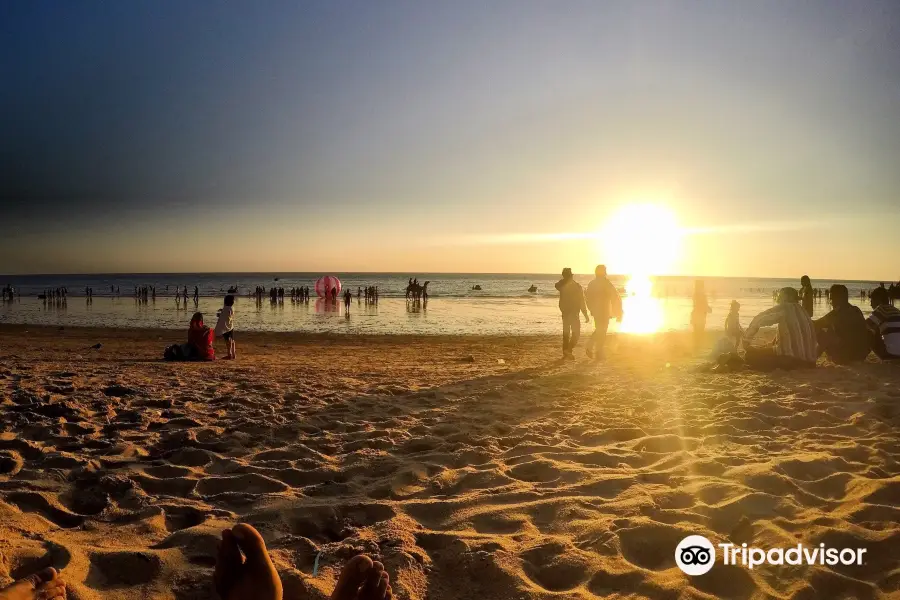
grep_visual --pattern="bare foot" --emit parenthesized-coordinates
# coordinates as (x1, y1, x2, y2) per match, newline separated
(331, 555, 392, 600)
(215, 524, 283, 600)
(0, 568, 66, 600)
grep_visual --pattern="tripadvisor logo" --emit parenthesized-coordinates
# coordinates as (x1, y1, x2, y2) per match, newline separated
(675, 535, 867, 575)
(676, 536, 716, 575)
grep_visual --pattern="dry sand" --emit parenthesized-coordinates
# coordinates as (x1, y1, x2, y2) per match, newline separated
(0, 324, 898, 600)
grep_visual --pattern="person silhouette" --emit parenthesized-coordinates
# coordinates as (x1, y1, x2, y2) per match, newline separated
(584, 265, 622, 360)
(691, 280, 712, 350)
(866, 287, 900, 360)
(555, 268, 589, 360)
(799, 275, 814, 318)
(744, 287, 817, 370)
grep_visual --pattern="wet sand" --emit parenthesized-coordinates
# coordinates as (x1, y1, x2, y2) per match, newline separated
(0, 324, 898, 599)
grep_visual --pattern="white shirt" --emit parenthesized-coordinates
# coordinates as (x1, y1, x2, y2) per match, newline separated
(214, 305, 234, 336)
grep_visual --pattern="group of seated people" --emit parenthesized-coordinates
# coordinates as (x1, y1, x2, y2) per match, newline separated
(0, 524, 393, 600)
(737, 285, 899, 369)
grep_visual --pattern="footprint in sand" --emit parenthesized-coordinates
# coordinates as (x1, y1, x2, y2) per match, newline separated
(143, 464, 194, 479)
(65, 486, 112, 515)
(0, 451, 24, 475)
(196, 473, 289, 496)
(520, 541, 593, 592)
(164, 447, 214, 467)
(132, 474, 198, 498)
(615, 522, 691, 571)
(586, 569, 646, 597)
(4, 491, 84, 529)
(88, 551, 162, 587)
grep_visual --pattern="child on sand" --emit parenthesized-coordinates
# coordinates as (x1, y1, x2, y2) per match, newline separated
(215, 295, 236, 360)
(725, 300, 743, 350)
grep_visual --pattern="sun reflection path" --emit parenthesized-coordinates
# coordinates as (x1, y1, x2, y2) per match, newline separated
(599, 203, 681, 335)
(618, 275, 664, 334)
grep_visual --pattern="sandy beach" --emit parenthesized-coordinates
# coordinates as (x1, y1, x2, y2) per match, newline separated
(0, 324, 898, 600)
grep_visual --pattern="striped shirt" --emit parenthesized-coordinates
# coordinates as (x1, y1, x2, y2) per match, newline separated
(867, 304, 900, 356)
(746, 302, 818, 363)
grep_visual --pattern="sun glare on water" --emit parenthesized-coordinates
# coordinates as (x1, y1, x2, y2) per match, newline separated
(598, 204, 683, 334)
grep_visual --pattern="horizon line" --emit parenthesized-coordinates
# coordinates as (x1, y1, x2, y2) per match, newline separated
(0, 270, 896, 284)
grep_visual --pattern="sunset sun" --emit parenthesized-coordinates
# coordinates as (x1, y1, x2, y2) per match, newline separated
(598, 203, 683, 277)
(599, 204, 683, 334)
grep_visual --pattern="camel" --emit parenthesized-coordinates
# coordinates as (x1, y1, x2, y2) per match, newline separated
(406, 281, 430, 302)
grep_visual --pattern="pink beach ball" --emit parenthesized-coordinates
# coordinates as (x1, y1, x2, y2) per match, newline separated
(314, 276, 342, 298)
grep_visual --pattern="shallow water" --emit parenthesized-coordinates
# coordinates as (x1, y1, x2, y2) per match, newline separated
(0, 291, 875, 335)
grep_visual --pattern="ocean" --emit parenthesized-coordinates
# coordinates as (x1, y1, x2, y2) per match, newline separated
(0, 273, 887, 335)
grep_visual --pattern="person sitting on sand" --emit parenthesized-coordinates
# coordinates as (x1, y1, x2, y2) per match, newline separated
(215, 523, 392, 600)
(0, 567, 66, 600)
(555, 268, 590, 360)
(188, 312, 215, 360)
(813, 284, 870, 363)
(866, 287, 900, 360)
(743, 287, 817, 370)
(584, 264, 622, 360)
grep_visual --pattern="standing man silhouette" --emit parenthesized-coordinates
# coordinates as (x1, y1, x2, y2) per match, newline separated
(585, 265, 622, 360)
(799, 275, 814, 318)
(555, 268, 590, 360)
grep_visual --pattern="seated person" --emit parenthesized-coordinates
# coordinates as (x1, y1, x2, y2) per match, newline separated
(188, 312, 215, 360)
(813, 284, 870, 363)
(743, 287, 817, 370)
(866, 287, 900, 360)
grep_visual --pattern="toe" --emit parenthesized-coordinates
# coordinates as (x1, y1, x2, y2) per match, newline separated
(359, 562, 387, 599)
(330, 555, 374, 600)
(218, 529, 243, 568)
(36, 580, 65, 600)
(231, 523, 272, 568)
(25, 567, 57, 588)
(376, 572, 389, 599)
(361, 561, 384, 594)
(214, 529, 243, 596)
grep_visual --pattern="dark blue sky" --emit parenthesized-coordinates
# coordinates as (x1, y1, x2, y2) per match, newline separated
(2, 1, 899, 276)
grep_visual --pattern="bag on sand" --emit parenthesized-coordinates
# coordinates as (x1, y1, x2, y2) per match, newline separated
(163, 344, 185, 361)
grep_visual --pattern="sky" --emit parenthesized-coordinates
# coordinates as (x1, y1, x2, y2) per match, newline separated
(1, 1, 899, 278)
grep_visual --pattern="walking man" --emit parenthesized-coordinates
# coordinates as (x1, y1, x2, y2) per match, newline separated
(584, 265, 622, 360)
(555, 268, 589, 360)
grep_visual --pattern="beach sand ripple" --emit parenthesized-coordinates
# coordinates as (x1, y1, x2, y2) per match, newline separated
(0, 325, 898, 599)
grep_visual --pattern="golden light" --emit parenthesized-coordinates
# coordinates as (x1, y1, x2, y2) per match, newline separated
(598, 204, 683, 334)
